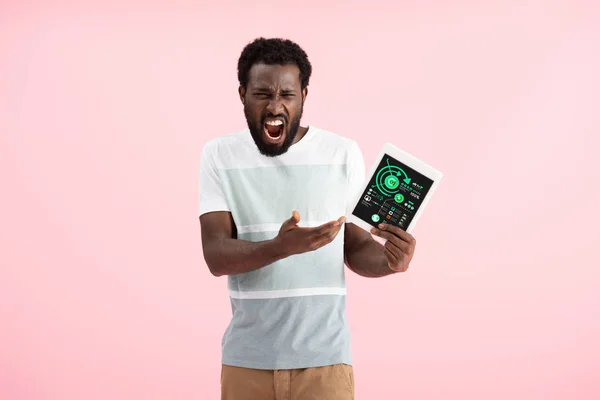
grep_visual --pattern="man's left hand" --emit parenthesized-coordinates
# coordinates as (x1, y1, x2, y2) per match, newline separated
(370, 224, 416, 273)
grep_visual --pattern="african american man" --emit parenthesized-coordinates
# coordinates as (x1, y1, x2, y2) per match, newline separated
(198, 37, 416, 400)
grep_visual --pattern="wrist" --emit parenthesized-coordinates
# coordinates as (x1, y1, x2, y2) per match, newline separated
(268, 235, 290, 260)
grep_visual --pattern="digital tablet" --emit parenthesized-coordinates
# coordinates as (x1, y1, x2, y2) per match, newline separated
(347, 142, 443, 234)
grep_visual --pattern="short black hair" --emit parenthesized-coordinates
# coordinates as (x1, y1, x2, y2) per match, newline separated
(237, 37, 312, 90)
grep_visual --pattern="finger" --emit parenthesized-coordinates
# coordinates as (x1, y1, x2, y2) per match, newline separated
(385, 248, 408, 272)
(315, 222, 343, 243)
(370, 227, 409, 251)
(311, 223, 343, 250)
(312, 217, 345, 235)
(386, 234, 411, 254)
(314, 221, 340, 235)
(281, 211, 301, 231)
(383, 248, 396, 266)
(292, 210, 301, 223)
(384, 240, 402, 260)
(377, 223, 415, 244)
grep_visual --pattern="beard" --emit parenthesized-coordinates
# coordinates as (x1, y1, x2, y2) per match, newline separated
(245, 105, 303, 157)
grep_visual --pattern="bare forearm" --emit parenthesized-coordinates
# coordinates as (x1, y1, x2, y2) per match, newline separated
(345, 239, 396, 278)
(204, 237, 287, 276)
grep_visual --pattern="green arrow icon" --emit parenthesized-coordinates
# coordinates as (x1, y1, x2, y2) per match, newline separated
(387, 158, 411, 184)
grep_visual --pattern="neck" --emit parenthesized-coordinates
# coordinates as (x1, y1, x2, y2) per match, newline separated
(292, 125, 309, 145)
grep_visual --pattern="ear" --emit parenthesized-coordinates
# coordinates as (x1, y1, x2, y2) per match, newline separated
(302, 87, 308, 104)
(238, 86, 246, 105)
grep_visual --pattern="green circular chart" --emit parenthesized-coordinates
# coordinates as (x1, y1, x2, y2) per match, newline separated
(375, 161, 411, 196)
(384, 175, 400, 190)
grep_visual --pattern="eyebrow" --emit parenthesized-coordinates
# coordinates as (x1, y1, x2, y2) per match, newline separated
(252, 86, 296, 93)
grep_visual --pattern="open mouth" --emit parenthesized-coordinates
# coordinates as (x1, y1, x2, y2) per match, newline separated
(263, 118, 285, 144)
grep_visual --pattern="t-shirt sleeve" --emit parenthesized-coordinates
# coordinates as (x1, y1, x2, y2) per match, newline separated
(198, 141, 231, 216)
(347, 140, 366, 212)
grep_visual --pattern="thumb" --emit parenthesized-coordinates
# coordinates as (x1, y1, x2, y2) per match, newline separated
(281, 210, 301, 231)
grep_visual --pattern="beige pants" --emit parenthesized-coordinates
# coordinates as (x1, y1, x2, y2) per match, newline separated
(221, 363, 354, 400)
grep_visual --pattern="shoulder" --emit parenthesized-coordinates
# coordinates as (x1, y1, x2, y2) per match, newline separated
(309, 126, 362, 162)
(201, 129, 251, 154)
(200, 129, 255, 168)
(308, 126, 360, 155)
(310, 126, 358, 149)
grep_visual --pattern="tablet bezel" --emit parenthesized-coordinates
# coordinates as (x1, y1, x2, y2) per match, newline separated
(346, 142, 443, 235)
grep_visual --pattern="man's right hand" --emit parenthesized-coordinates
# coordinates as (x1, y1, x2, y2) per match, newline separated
(274, 211, 346, 257)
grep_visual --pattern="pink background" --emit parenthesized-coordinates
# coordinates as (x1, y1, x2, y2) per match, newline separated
(1, 1, 599, 399)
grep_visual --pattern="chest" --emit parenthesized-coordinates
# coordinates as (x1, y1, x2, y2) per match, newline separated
(220, 164, 350, 227)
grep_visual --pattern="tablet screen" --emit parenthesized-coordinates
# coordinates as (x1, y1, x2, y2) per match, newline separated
(352, 153, 435, 230)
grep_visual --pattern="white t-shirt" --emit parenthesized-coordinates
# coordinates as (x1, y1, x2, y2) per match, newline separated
(198, 125, 365, 369)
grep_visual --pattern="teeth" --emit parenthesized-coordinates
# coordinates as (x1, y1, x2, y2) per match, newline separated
(265, 120, 283, 126)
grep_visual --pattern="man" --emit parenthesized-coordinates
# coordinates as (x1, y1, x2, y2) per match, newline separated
(198, 37, 416, 400)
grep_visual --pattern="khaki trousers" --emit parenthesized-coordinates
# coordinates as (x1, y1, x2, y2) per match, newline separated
(221, 363, 354, 400)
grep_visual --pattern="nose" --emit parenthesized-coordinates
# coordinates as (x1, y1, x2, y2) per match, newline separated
(266, 96, 284, 115)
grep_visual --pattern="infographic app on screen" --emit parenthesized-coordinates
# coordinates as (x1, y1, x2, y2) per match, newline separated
(352, 154, 434, 230)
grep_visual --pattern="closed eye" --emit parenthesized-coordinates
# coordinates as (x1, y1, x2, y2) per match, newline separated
(252, 91, 295, 98)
